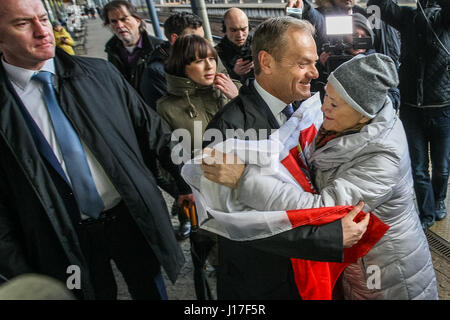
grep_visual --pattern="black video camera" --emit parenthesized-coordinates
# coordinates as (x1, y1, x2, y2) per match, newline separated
(322, 16, 372, 73)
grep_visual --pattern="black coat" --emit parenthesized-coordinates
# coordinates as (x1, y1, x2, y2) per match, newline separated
(204, 82, 344, 299)
(215, 35, 254, 85)
(0, 49, 189, 299)
(367, 0, 450, 107)
(105, 30, 164, 92)
(139, 41, 171, 110)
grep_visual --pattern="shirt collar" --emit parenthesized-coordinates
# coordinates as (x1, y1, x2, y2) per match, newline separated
(253, 79, 287, 116)
(1, 58, 56, 90)
(122, 34, 143, 52)
(136, 34, 144, 49)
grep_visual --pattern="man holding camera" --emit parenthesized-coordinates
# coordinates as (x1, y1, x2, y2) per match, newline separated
(215, 8, 254, 84)
(310, 13, 400, 109)
(286, 0, 400, 68)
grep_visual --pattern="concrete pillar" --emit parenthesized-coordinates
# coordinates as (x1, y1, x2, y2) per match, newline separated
(191, 0, 213, 43)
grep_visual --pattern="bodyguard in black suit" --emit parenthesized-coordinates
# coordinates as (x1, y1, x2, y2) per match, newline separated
(0, 0, 193, 300)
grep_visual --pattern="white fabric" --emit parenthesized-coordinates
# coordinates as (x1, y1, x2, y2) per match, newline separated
(182, 93, 323, 240)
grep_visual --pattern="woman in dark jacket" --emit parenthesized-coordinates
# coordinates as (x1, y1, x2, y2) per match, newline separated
(156, 34, 238, 300)
(156, 35, 238, 156)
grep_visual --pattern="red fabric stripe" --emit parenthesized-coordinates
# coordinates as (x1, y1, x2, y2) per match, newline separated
(287, 207, 389, 299)
(299, 123, 318, 151)
(281, 145, 389, 300)
(281, 148, 315, 193)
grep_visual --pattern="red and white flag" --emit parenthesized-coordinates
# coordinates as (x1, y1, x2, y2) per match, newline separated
(182, 93, 389, 299)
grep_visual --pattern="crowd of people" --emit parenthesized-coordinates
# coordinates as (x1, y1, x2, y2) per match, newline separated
(0, 0, 448, 300)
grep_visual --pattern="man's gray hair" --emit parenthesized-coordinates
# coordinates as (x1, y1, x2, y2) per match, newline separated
(252, 17, 315, 75)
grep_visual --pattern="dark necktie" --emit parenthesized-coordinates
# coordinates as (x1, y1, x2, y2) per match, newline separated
(281, 104, 294, 119)
(32, 71, 104, 218)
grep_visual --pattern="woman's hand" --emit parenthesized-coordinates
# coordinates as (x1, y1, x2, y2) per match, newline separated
(341, 201, 370, 248)
(214, 73, 239, 99)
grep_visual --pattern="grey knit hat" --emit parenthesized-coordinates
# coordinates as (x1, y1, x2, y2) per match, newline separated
(352, 13, 374, 45)
(327, 53, 399, 119)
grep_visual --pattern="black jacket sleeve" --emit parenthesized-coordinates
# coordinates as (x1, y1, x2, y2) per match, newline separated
(300, 0, 328, 53)
(249, 220, 343, 262)
(367, 0, 411, 31)
(109, 63, 191, 195)
(139, 62, 167, 111)
(0, 168, 34, 282)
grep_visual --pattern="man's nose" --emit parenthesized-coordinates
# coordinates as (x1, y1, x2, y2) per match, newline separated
(33, 19, 49, 37)
(308, 65, 319, 80)
(115, 20, 126, 29)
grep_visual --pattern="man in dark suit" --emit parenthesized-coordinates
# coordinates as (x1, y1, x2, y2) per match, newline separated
(203, 17, 368, 299)
(0, 0, 193, 300)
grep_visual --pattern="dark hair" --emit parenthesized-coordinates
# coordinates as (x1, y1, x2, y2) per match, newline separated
(165, 34, 217, 78)
(103, 0, 146, 33)
(163, 12, 203, 40)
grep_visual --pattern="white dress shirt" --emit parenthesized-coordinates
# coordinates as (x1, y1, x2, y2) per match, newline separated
(2, 58, 121, 214)
(253, 79, 290, 126)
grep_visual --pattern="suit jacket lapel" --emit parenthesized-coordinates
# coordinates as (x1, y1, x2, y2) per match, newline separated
(247, 82, 280, 130)
(1, 67, 71, 186)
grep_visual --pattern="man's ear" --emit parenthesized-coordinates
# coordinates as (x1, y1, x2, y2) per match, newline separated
(258, 50, 274, 75)
(169, 33, 178, 45)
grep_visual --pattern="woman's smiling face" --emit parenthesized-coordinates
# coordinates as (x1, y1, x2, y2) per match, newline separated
(321, 83, 369, 132)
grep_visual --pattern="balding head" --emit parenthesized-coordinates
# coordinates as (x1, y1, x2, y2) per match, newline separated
(223, 8, 249, 47)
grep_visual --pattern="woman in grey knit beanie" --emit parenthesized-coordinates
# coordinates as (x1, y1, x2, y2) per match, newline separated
(203, 53, 438, 299)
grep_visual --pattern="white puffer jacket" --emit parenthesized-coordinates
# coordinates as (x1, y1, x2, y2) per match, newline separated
(237, 99, 438, 299)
